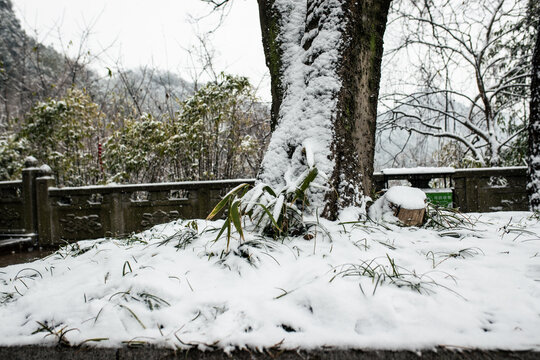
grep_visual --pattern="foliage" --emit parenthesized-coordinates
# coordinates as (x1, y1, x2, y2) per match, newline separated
(102, 113, 168, 183)
(0, 88, 104, 185)
(165, 73, 267, 181)
(424, 204, 475, 231)
(0, 135, 28, 180)
(103, 73, 269, 183)
(207, 166, 319, 249)
(330, 255, 439, 295)
(19, 88, 104, 186)
(0, 73, 269, 186)
(380, 0, 534, 167)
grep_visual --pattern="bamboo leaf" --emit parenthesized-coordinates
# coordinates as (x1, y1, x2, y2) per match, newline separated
(257, 203, 281, 232)
(230, 200, 244, 242)
(298, 167, 318, 192)
(214, 218, 230, 243)
(262, 185, 277, 197)
(206, 195, 230, 220)
(207, 183, 251, 220)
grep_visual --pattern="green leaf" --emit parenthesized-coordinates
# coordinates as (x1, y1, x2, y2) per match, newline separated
(207, 183, 251, 220)
(298, 167, 318, 192)
(214, 218, 230, 243)
(262, 185, 277, 197)
(230, 200, 244, 241)
(207, 195, 230, 220)
(257, 203, 281, 232)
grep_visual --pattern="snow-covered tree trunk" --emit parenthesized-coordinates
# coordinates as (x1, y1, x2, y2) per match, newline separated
(528, 18, 540, 211)
(256, 0, 391, 220)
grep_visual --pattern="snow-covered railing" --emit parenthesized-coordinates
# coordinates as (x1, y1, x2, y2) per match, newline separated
(0, 164, 530, 248)
(373, 167, 455, 189)
(35, 177, 255, 245)
(0, 158, 43, 247)
(373, 166, 528, 212)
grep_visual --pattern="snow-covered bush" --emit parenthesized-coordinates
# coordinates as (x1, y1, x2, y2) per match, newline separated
(103, 73, 269, 183)
(0, 88, 104, 185)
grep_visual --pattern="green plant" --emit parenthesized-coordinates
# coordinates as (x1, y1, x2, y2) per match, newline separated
(330, 254, 441, 295)
(0, 136, 28, 180)
(33, 321, 79, 347)
(19, 88, 105, 186)
(157, 221, 200, 250)
(425, 247, 484, 268)
(207, 167, 319, 250)
(102, 73, 269, 184)
(424, 203, 475, 230)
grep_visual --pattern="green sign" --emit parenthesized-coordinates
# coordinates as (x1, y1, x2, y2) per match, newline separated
(425, 190, 453, 208)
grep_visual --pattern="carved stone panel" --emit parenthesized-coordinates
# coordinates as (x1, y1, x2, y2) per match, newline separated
(0, 186, 22, 200)
(60, 214, 103, 234)
(141, 210, 180, 228)
(0, 206, 21, 228)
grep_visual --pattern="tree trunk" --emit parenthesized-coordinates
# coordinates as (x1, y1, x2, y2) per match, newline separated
(528, 17, 540, 211)
(256, 0, 391, 219)
(256, 0, 285, 132)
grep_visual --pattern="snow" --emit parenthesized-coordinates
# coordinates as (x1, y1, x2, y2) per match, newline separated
(39, 164, 52, 174)
(457, 166, 527, 173)
(380, 167, 455, 175)
(385, 186, 427, 209)
(1, 211, 539, 351)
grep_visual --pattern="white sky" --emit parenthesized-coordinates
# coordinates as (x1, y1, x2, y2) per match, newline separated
(11, 0, 271, 101)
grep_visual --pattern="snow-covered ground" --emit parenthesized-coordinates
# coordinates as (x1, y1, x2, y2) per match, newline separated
(0, 211, 539, 351)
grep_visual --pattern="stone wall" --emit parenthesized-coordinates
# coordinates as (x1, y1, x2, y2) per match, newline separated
(0, 163, 531, 247)
(373, 166, 529, 212)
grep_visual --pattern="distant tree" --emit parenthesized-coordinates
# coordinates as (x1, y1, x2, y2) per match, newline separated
(103, 113, 169, 183)
(103, 74, 269, 183)
(165, 74, 268, 181)
(0, 0, 100, 124)
(379, 0, 534, 167)
(0, 88, 104, 185)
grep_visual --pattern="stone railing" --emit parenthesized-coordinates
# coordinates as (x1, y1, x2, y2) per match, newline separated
(0, 158, 42, 245)
(452, 167, 528, 212)
(0, 158, 254, 248)
(36, 177, 254, 246)
(0, 161, 531, 248)
(373, 166, 529, 212)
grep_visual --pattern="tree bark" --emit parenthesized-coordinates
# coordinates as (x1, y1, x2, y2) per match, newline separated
(257, 0, 284, 132)
(256, 0, 391, 219)
(528, 17, 540, 211)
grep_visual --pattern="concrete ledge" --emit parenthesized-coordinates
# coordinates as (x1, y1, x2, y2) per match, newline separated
(1, 346, 539, 360)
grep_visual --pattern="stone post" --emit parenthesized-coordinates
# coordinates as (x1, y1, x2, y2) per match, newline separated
(36, 170, 56, 246)
(197, 187, 211, 219)
(21, 157, 41, 241)
(110, 192, 125, 237)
